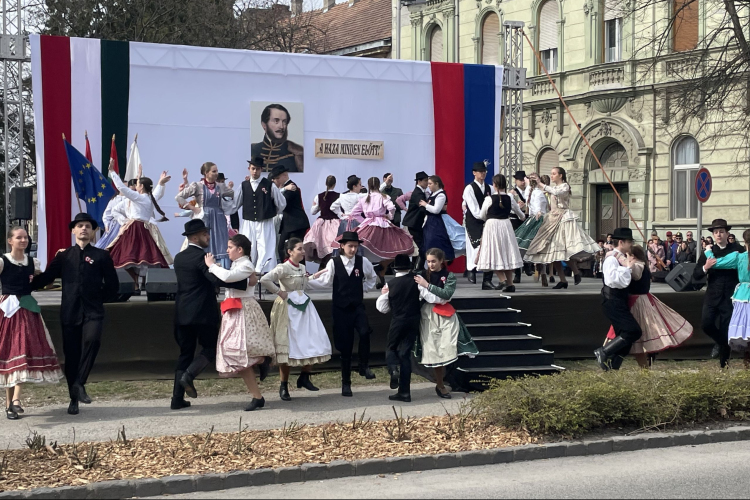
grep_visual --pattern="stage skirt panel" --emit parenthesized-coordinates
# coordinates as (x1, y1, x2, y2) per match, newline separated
(0, 296, 63, 388)
(268, 291, 332, 367)
(107, 219, 172, 269)
(303, 218, 340, 263)
(476, 219, 524, 271)
(216, 297, 277, 376)
(94, 220, 121, 249)
(524, 210, 600, 265)
(422, 214, 455, 261)
(515, 215, 544, 256)
(605, 293, 693, 354)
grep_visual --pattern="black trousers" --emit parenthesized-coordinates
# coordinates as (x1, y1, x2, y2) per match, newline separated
(278, 229, 308, 264)
(386, 317, 420, 394)
(602, 292, 642, 358)
(408, 227, 424, 266)
(702, 295, 733, 351)
(61, 320, 104, 398)
(332, 304, 371, 384)
(174, 324, 219, 373)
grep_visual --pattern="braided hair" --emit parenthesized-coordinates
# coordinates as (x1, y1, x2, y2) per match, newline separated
(139, 177, 168, 222)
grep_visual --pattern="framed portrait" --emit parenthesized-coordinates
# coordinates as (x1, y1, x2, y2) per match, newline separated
(250, 101, 305, 173)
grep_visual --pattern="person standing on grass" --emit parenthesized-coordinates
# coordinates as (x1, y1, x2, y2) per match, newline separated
(31, 213, 119, 416)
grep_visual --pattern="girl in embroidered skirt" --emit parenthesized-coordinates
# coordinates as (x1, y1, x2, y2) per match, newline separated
(206, 234, 276, 411)
(0, 227, 63, 419)
(303, 175, 340, 267)
(419, 176, 465, 263)
(260, 238, 332, 401)
(515, 175, 551, 286)
(414, 248, 478, 399)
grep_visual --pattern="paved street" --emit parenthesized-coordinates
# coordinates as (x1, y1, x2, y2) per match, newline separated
(155, 441, 750, 499)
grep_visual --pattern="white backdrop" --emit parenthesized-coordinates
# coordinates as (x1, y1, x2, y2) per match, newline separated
(127, 42, 436, 261)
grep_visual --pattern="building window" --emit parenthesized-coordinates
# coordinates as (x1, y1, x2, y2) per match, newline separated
(537, 147, 559, 178)
(481, 12, 500, 65)
(429, 26, 444, 62)
(673, 0, 698, 52)
(604, 18, 621, 62)
(538, 0, 559, 72)
(673, 136, 699, 219)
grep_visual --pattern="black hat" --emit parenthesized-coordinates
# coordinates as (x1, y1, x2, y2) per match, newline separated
(217, 173, 226, 182)
(268, 164, 289, 181)
(182, 219, 209, 236)
(247, 156, 265, 168)
(513, 171, 527, 181)
(611, 227, 634, 241)
(339, 231, 362, 244)
(415, 171, 429, 181)
(69, 212, 98, 231)
(472, 162, 487, 173)
(707, 218, 732, 232)
(393, 254, 413, 271)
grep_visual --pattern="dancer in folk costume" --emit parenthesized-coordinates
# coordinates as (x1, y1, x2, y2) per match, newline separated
(312, 231, 378, 397)
(207, 234, 276, 411)
(95, 179, 136, 249)
(303, 175, 340, 267)
(380, 173, 404, 227)
(228, 157, 287, 274)
(270, 165, 310, 264)
(414, 248, 478, 399)
(0, 226, 63, 420)
(260, 238, 332, 401)
(32, 213, 119, 415)
(462, 161, 495, 289)
(515, 174, 550, 286)
(509, 171, 532, 284)
(175, 162, 235, 268)
(603, 245, 693, 368)
(401, 171, 430, 271)
(420, 175, 464, 263)
(525, 168, 600, 289)
(476, 174, 525, 292)
(331, 175, 367, 249)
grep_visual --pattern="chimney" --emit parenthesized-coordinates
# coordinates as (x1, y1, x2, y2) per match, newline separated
(348, 0, 359, 6)
(324, 0, 336, 12)
(291, 0, 303, 15)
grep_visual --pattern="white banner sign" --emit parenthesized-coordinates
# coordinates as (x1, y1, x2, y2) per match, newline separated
(315, 138, 384, 160)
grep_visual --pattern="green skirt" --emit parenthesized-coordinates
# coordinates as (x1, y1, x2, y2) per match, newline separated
(515, 215, 545, 254)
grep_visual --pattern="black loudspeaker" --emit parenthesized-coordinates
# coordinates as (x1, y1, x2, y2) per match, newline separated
(145, 268, 177, 301)
(10, 187, 33, 220)
(106, 269, 136, 303)
(666, 263, 706, 292)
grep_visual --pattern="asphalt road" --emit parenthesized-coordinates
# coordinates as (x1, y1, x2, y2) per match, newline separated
(154, 441, 750, 499)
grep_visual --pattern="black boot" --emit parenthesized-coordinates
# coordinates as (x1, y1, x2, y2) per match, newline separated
(180, 355, 211, 399)
(358, 365, 376, 379)
(468, 270, 477, 284)
(171, 371, 191, 410)
(279, 381, 291, 401)
(593, 336, 630, 371)
(258, 357, 271, 382)
(71, 383, 92, 405)
(67, 400, 79, 416)
(389, 368, 400, 390)
(513, 268, 521, 284)
(244, 397, 265, 411)
(609, 355, 625, 371)
(719, 344, 732, 368)
(297, 372, 319, 391)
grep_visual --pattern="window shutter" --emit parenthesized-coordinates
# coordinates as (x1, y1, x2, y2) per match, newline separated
(537, 148, 559, 178)
(673, 0, 698, 52)
(539, 0, 559, 50)
(481, 13, 500, 65)
(430, 27, 444, 62)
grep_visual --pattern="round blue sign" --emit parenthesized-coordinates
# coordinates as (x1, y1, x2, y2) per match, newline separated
(695, 168, 711, 203)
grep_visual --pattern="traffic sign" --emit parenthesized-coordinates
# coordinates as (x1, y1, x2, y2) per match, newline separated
(695, 167, 711, 203)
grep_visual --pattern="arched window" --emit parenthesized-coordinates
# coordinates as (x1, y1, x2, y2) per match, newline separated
(429, 26, 444, 62)
(603, 0, 622, 62)
(673, 136, 699, 219)
(481, 12, 500, 65)
(673, 0, 698, 52)
(537, 148, 559, 178)
(599, 143, 628, 169)
(538, 0, 559, 72)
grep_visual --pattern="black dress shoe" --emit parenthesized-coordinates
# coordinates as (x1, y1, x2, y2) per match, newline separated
(388, 392, 411, 402)
(10, 400, 24, 414)
(574, 273, 582, 285)
(73, 384, 92, 404)
(342, 384, 353, 397)
(549, 276, 556, 283)
(67, 400, 79, 415)
(258, 358, 271, 382)
(170, 398, 191, 410)
(297, 372, 320, 391)
(435, 387, 452, 399)
(552, 282, 568, 289)
(279, 381, 292, 401)
(180, 373, 198, 399)
(389, 370, 400, 390)
(468, 270, 477, 284)
(358, 366, 376, 380)
(5, 408, 19, 420)
(482, 281, 497, 291)
(244, 397, 266, 411)
(503, 285, 516, 293)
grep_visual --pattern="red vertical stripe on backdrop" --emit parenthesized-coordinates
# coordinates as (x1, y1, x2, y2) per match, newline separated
(40, 35, 72, 264)
(431, 62, 466, 271)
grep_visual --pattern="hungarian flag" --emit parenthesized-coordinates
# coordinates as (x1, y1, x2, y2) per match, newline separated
(109, 135, 119, 189)
(84, 131, 93, 163)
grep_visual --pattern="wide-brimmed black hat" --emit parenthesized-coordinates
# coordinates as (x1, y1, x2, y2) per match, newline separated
(393, 254, 413, 271)
(217, 173, 226, 182)
(247, 156, 265, 168)
(513, 171, 527, 181)
(182, 219, 209, 236)
(472, 162, 487, 173)
(268, 164, 289, 181)
(611, 227, 634, 241)
(414, 171, 429, 181)
(707, 218, 732, 232)
(339, 231, 362, 244)
(69, 213, 98, 231)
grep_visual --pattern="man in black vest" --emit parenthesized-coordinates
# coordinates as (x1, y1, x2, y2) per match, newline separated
(380, 173, 404, 227)
(172, 217, 248, 410)
(271, 165, 310, 264)
(229, 156, 287, 273)
(401, 171, 429, 271)
(511, 171, 532, 283)
(462, 161, 495, 288)
(31, 213, 119, 415)
(694, 218, 745, 367)
(312, 231, 378, 396)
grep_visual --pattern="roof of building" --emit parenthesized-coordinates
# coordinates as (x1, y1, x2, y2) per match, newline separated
(311, 0, 392, 54)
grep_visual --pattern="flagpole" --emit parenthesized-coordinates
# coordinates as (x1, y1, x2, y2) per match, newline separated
(63, 133, 84, 213)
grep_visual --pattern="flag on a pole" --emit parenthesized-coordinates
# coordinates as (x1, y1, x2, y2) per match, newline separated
(64, 139, 117, 229)
(125, 134, 140, 181)
(84, 131, 93, 163)
(109, 135, 120, 179)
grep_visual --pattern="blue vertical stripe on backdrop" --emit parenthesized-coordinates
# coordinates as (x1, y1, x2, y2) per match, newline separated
(463, 64, 496, 185)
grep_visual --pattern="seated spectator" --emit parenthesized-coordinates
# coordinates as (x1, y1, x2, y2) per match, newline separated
(675, 241, 695, 264)
(670, 232, 683, 267)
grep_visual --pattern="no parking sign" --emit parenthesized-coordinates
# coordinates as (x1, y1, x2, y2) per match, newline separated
(695, 168, 712, 203)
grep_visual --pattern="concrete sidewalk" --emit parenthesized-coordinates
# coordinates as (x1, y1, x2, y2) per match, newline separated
(0, 382, 469, 449)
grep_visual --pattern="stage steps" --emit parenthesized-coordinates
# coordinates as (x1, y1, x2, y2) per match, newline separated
(450, 295, 563, 391)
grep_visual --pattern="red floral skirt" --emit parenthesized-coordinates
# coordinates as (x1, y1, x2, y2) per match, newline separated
(109, 220, 170, 269)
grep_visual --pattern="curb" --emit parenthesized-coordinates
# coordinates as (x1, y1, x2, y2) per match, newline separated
(3, 425, 750, 499)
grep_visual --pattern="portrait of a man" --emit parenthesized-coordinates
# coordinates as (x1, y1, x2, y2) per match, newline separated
(251, 103, 304, 173)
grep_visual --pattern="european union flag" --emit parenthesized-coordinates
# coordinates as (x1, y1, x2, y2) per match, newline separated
(64, 139, 117, 229)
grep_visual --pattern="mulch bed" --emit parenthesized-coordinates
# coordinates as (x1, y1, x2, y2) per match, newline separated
(0, 409, 533, 492)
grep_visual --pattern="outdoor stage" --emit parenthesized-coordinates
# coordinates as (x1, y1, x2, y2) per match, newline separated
(34, 277, 712, 380)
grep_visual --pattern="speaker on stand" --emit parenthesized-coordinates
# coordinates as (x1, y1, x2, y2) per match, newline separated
(665, 263, 706, 292)
(145, 268, 178, 301)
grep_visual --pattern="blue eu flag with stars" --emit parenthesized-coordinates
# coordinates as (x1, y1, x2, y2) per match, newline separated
(64, 139, 117, 230)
